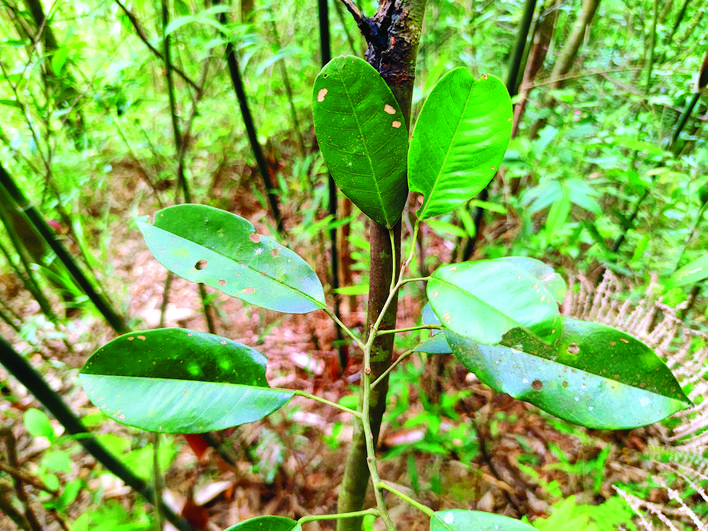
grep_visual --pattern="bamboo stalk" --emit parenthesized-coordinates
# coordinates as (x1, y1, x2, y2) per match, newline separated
(215, 2, 285, 234)
(0, 163, 127, 334)
(0, 335, 196, 531)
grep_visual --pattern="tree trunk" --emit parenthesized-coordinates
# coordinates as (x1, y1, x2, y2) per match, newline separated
(528, 0, 601, 138)
(511, 0, 560, 137)
(336, 2, 427, 529)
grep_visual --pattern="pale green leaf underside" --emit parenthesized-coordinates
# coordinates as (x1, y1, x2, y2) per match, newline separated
(137, 204, 325, 313)
(80, 375, 292, 433)
(431, 509, 535, 530)
(448, 318, 691, 429)
(313, 56, 408, 228)
(427, 258, 562, 345)
(409, 69, 512, 220)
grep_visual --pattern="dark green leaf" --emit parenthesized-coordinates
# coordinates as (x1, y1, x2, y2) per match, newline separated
(448, 317, 691, 429)
(0, 99, 21, 109)
(312, 56, 408, 228)
(225, 516, 300, 530)
(409, 69, 512, 220)
(427, 257, 564, 345)
(137, 204, 325, 313)
(431, 510, 535, 530)
(80, 329, 293, 433)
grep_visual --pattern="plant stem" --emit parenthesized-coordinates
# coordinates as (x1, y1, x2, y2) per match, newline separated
(360, 367, 396, 530)
(376, 324, 441, 336)
(371, 349, 415, 389)
(323, 307, 366, 351)
(299, 509, 379, 524)
(336, 3, 427, 529)
(379, 481, 434, 517)
(290, 390, 362, 417)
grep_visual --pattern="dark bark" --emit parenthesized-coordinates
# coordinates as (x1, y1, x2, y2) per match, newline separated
(336, 2, 426, 529)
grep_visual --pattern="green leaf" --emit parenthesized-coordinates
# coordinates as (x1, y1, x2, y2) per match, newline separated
(669, 254, 708, 286)
(431, 510, 535, 530)
(24, 408, 55, 442)
(334, 284, 369, 296)
(312, 56, 408, 228)
(448, 317, 691, 429)
(0, 99, 21, 109)
(409, 69, 512, 220)
(225, 516, 300, 530)
(137, 204, 325, 314)
(79, 329, 293, 433)
(414, 303, 451, 354)
(427, 257, 564, 345)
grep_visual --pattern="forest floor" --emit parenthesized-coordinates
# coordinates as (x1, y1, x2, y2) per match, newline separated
(0, 163, 671, 530)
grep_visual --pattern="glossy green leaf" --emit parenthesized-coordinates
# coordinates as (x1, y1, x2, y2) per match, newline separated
(669, 254, 708, 286)
(225, 516, 300, 531)
(448, 317, 691, 429)
(312, 56, 408, 228)
(427, 257, 564, 345)
(431, 510, 535, 530)
(409, 69, 512, 220)
(79, 329, 293, 433)
(137, 204, 325, 313)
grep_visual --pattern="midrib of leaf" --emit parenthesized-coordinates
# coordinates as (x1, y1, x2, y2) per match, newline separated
(418, 80, 475, 220)
(335, 60, 391, 226)
(146, 223, 325, 309)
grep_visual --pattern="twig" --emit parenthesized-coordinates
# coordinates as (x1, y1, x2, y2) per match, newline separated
(338, 0, 385, 50)
(114, 0, 200, 92)
(0, 461, 58, 495)
(1, 428, 43, 531)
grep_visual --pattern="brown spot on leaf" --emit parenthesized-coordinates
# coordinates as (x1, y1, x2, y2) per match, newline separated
(242, 287, 256, 294)
(195, 259, 208, 270)
(218, 279, 226, 286)
(562, 381, 569, 388)
(317, 88, 328, 102)
(249, 232, 261, 243)
(620, 338, 630, 343)
(567, 342, 580, 355)
(392, 120, 401, 128)
(137, 335, 146, 341)
(271, 248, 279, 257)
(220, 340, 227, 345)
(384, 104, 396, 115)
(532, 379, 543, 390)
(128, 336, 135, 341)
